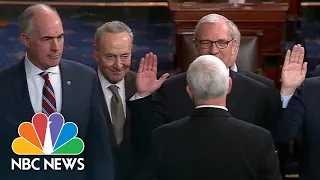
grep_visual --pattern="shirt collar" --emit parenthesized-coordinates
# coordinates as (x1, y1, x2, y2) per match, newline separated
(231, 64, 238, 72)
(196, 105, 228, 111)
(24, 53, 60, 78)
(97, 67, 125, 91)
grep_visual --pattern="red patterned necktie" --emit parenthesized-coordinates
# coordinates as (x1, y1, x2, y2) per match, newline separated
(39, 72, 56, 116)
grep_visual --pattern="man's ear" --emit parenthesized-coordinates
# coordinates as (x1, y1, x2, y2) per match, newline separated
(93, 44, 99, 62)
(231, 41, 239, 56)
(21, 33, 30, 48)
(186, 85, 193, 101)
(227, 77, 232, 94)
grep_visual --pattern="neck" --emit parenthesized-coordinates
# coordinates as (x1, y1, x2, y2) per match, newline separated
(194, 97, 227, 107)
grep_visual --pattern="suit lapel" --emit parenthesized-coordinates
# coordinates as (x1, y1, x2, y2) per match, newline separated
(12, 60, 35, 121)
(95, 69, 137, 150)
(59, 60, 75, 115)
(227, 70, 238, 112)
(96, 68, 118, 149)
(124, 71, 136, 100)
(122, 71, 136, 150)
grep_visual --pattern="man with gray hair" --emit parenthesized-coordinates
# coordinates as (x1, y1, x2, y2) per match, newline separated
(93, 20, 168, 180)
(0, 4, 114, 180)
(136, 55, 281, 180)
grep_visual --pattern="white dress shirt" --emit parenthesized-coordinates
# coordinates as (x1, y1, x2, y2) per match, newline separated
(25, 55, 62, 113)
(98, 68, 127, 123)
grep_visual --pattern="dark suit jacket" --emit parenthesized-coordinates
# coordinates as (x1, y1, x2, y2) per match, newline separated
(312, 64, 320, 77)
(276, 76, 320, 180)
(129, 70, 270, 157)
(238, 69, 282, 135)
(138, 107, 281, 180)
(98, 70, 141, 180)
(0, 59, 114, 180)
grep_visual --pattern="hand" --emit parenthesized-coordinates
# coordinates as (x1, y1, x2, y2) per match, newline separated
(136, 52, 169, 97)
(280, 44, 307, 95)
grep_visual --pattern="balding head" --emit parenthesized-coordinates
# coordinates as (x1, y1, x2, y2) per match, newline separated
(19, 4, 64, 70)
(18, 4, 60, 36)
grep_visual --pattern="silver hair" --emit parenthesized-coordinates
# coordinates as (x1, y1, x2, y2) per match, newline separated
(18, 4, 59, 36)
(94, 21, 133, 45)
(187, 55, 229, 102)
(194, 13, 241, 46)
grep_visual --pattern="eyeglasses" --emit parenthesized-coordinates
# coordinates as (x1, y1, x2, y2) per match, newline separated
(196, 39, 234, 49)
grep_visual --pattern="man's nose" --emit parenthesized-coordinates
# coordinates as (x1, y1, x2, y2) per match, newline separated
(114, 58, 123, 69)
(51, 39, 60, 52)
(209, 43, 219, 55)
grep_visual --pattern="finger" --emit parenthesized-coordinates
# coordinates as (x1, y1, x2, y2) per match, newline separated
(294, 44, 302, 63)
(147, 52, 154, 70)
(291, 45, 298, 63)
(298, 46, 305, 65)
(143, 53, 149, 71)
(138, 57, 145, 73)
(151, 54, 158, 72)
(283, 49, 291, 67)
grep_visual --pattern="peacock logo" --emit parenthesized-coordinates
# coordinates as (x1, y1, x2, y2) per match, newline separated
(12, 113, 84, 155)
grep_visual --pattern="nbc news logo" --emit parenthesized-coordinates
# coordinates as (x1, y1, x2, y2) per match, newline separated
(11, 113, 85, 171)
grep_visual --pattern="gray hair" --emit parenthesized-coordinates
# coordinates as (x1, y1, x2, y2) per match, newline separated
(94, 21, 133, 45)
(18, 4, 58, 36)
(194, 14, 241, 46)
(187, 55, 229, 102)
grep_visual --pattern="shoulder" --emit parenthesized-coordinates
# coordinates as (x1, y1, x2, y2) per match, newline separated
(297, 76, 320, 95)
(304, 76, 320, 86)
(232, 71, 268, 90)
(162, 72, 186, 88)
(312, 64, 320, 77)
(0, 61, 21, 74)
(239, 70, 276, 88)
(60, 59, 96, 76)
(153, 116, 190, 135)
(126, 70, 137, 80)
(229, 116, 272, 140)
(0, 61, 22, 80)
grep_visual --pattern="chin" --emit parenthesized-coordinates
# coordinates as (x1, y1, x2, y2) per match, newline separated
(111, 77, 123, 84)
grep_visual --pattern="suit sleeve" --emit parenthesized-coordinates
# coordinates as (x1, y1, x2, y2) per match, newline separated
(275, 82, 306, 143)
(265, 83, 282, 136)
(86, 74, 115, 180)
(128, 85, 168, 158)
(258, 131, 282, 180)
(133, 127, 165, 180)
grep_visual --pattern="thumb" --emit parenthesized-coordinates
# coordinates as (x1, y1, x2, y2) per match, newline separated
(158, 73, 169, 84)
(302, 62, 308, 76)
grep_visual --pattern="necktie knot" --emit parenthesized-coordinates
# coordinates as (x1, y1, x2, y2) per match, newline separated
(108, 85, 120, 100)
(39, 72, 49, 80)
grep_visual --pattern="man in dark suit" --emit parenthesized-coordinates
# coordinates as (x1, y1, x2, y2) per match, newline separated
(129, 14, 272, 156)
(276, 78, 320, 180)
(93, 21, 160, 180)
(228, 27, 282, 134)
(137, 55, 281, 180)
(0, 4, 114, 180)
(275, 44, 320, 179)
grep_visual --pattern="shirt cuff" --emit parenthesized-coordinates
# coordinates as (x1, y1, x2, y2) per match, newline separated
(129, 93, 147, 101)
(281, 94, 293, 108)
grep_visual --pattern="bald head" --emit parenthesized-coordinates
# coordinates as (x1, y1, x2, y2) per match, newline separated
(18, 4, 60, 36)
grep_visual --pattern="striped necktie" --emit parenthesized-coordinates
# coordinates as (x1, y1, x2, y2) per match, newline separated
(40, 72, 57, 116)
